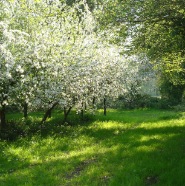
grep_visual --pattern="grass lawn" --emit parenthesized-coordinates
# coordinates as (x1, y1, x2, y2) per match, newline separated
(0, 109, 185, 185)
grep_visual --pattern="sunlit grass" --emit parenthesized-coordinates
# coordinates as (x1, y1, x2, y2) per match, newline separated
(1, 109, 185, 185)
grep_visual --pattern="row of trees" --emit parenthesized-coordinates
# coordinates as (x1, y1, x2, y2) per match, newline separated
(0, 0, 153, 130)
(94, 0, 185, 100)
(2, 0, 183, 130)
(71, 0, 185, 101)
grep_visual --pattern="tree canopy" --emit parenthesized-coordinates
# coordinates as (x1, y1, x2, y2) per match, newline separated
(1, 0, 184, 129)
(94, 0, 185, 84)
(0, 0, 154, 129)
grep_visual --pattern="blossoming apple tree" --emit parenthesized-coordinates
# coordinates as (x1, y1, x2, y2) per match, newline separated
(0, 0, 150, 130)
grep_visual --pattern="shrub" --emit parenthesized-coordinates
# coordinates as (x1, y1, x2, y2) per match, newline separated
(107, 94, 177, 109)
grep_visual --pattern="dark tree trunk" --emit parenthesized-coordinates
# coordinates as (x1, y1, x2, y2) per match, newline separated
(103, 97, 106, 116)
(0, 105, 6, 131)
(81, 109, 84, 119)
(63, 106, 72, 122)
(85, 102, 87, 110)
(23, 102, 28, 118)
(48, 109, 51, 118)
(81, 102, 84, 119)
(40, 102, 58, 136)
(41, 102, 58, 124)
(93, 97, 95, 107)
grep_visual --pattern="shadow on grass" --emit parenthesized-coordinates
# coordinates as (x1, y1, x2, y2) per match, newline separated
(1, 128, 185, 185)
(1, 109, 185, 185)
(1, 124, 185, 185)
(2, 109, 181, 141)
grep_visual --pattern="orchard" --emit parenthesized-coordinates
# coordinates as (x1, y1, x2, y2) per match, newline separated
(0, 0, 151, 130)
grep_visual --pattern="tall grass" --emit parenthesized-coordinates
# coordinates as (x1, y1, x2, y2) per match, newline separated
(0, 109, 185, 185)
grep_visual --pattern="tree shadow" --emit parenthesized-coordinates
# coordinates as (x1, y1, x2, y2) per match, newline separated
(76, 123, 185, 185)
(1, 109, 185, 185)
(1, 124, 185, 186)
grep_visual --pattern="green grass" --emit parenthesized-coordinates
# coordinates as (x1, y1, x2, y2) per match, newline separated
(1, 109, 185, 185)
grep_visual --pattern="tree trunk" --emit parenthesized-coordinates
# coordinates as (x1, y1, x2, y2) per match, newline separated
(93, 97, 95, 107)
(85, 102, 87, 110)
(40, 102, 58, 136)
(0, 105, 6, 131)
(41, 102, 58, 124)
(48, 109, 51, 118)
(103, 97, 106, 116)
(81, 109, 84, 119)
(81, 102, 84, 119)
(23, 102, 28, 118)
(63, 106, 72, 122)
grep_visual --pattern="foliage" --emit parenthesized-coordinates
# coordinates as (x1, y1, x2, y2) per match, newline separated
(94, 0, 185, 85)
(173, 102, 185, 111)
(0, 0, 155, 130)
(109, 94, 171, 110)
(159, 74, 185, 104)
(0, 1, 121, 127)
